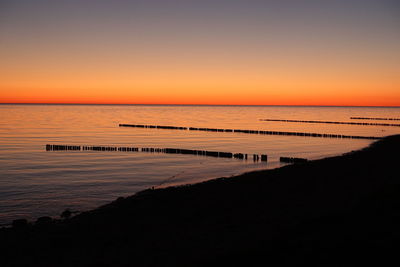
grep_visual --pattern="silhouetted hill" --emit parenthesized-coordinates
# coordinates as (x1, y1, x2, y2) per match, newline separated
(2, 135, 400, 266)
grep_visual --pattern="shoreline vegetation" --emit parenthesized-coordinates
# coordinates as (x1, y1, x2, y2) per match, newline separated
(2, 135, 400, 266)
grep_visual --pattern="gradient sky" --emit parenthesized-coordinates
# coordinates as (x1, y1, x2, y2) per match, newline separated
(1, 0, 399, 106)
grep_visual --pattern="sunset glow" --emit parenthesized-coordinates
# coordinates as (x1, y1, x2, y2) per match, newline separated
(1, 0, 399, 106)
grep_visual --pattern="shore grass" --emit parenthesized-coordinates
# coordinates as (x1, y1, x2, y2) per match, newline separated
(2, 135, 400, 266)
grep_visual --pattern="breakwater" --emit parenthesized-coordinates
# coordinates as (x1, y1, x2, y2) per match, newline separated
(260, 119, 400, 127)
(118, 124, 381, 140)
(45, 144, 267, 162)
(350, 117, 400, 121)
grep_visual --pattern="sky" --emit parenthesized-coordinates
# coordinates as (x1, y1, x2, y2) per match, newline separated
(0, 0, 399, 106)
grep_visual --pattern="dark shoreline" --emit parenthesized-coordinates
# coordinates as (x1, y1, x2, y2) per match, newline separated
(2, 135, 400, 266)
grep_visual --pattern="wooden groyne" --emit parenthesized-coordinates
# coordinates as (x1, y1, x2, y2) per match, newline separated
(45, 145, 81, 151)
(350, 117, 400, 121)
(280, 157, 308, 164)
(45, 144, 267, 162)
(119, 124, 381, 140)
(260, 118, 400, 127)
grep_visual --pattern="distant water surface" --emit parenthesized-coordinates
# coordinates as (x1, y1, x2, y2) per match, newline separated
(0, 104, 399, 225)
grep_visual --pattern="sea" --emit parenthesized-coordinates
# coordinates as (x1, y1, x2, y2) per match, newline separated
(1, 104, 399, 225)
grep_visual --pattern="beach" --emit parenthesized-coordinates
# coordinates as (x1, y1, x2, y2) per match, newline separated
(2, 134, 399, 266)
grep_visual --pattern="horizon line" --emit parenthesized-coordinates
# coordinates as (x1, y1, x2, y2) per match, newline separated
(1, 102, 399, 108)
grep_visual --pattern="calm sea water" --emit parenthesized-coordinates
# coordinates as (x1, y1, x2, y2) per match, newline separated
(1, 104, 399, 225)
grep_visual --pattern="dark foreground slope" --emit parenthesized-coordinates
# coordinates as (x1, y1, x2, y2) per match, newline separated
(2, 135, 400, 266)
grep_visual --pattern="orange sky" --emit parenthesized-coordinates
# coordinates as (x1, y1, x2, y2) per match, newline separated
(1, 0, 399, 106)
(2, 53, 398, 106)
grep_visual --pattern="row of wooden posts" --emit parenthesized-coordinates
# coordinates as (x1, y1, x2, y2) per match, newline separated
(350, 117, 400, 121)
(46, 144, 306, 164)
(260, 119, 400, 127)
(118, 124, 381, 140)
(45, 144, 268, 162)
